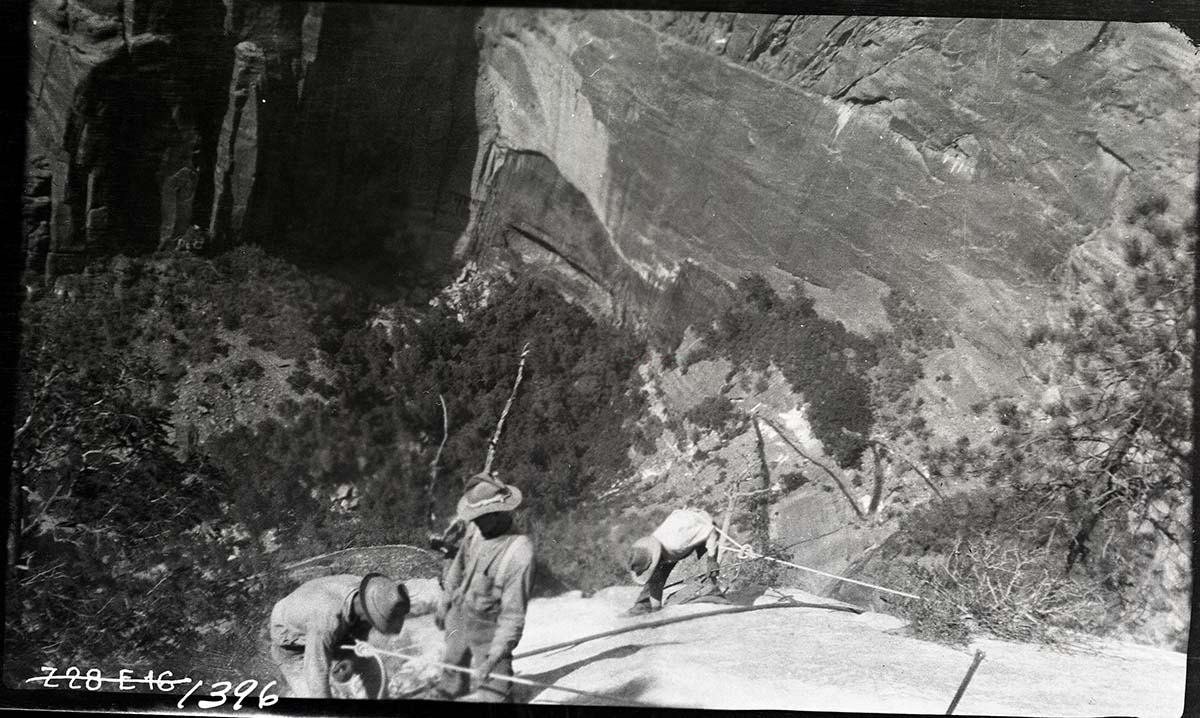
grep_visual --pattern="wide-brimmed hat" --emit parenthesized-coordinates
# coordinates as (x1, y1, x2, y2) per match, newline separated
(457, 472, 523, 522)
(627, 536, 663, 585)
(358, 573, 409, 634)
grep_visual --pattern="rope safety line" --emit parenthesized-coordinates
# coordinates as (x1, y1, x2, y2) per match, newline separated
(343, 641, 654, 708)
(662, 525, 864, 592)
(712, 526, 924, 601)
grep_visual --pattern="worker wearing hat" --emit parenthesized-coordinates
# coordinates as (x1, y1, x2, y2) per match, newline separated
(626, 508, 722, 615)
(268, 573, 410, 698)
(434, 472, 534, 702)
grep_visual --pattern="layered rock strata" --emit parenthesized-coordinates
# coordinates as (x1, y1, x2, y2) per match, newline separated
(466, 10, 1199, 359)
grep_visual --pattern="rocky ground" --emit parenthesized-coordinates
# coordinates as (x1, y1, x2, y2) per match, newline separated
(356, 581, 1186, 714)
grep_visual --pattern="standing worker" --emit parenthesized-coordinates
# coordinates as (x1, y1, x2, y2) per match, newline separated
(268, 573, 410, 698)
(626, 507, 722, 615)
(434, 473, 535, 702)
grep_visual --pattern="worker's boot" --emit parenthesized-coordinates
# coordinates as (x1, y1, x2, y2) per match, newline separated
(623, 600, 657, 617)
(697, 563, 723, 594)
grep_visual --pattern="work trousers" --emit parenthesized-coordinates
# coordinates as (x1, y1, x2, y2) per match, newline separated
(438, 606, 512, 702)
(269, 617, 377, 700)
(269, 644, 310, 698)
(634, 549, 720, 607)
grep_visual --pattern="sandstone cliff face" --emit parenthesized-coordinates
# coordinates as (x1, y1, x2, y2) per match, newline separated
(23, 0, 312, 275)
(209, 1, 308, 252)
(27, 6, 1197, 350)
(466, 10, 1198, 364)
(27, 0, 226, 273)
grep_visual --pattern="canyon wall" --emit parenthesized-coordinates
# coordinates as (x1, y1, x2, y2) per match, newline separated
(26, 5, 1198, 351)
(467, 10, 1198, 361)
(23, 0, 1198, 542)
(23, 0, 316, 273)
(24, 1, 483, 287)
(26, 0, 228, 273)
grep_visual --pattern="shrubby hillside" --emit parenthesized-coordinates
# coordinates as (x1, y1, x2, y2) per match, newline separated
(831, 194, 1194, 650)
(6, 247, 649, 684)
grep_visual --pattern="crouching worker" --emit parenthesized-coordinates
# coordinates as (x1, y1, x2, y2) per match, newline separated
(434, 473, 534, 702)
(269, 574, 409, 698)
(626, 508, 722, 616)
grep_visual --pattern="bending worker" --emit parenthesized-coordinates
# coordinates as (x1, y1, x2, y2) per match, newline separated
(435, 473, 535, 702)
(268, 573, 410, 698)
(626, 507, 722, 615)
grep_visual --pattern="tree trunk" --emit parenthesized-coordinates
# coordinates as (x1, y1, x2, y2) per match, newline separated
(750, 417, 772, 542)
(1065, 419, 1140, 574)
(758, 416, 866, 521)
(427, 395, 447, 531)
(867, 444, 886, 516)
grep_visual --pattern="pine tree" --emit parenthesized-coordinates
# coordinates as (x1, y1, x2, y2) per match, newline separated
(998, 193, 1193, 575)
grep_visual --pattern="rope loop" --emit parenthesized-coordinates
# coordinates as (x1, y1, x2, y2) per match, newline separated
(712, 525, 923, 601)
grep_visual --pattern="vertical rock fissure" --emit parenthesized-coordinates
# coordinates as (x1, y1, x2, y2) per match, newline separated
(278, 4, 482, 286)
(32, 0, 233, 274)
(209, 41, 265, 250)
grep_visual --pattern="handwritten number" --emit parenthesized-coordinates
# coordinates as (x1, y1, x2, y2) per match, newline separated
(257, 681, 279, 709)
(198, 680, 231, 709)
(25, 667, 273, 706)
(231, 680, 257, 711)
(157, 671, 177, 693)
(84, 668, 103, 691)
(35, 666, 60, 689)
(178, 679, 204, 709)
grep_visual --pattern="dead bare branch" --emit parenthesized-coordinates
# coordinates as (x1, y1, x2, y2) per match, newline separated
(483, 342, 531, 477)
(12, 414, 33, 443)
(428, 394, 448, 527)
(877, 440, 945, 501)
(756, 414, 866, 521)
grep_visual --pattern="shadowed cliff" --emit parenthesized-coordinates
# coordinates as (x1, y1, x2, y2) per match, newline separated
(282, 3, 482, 290)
